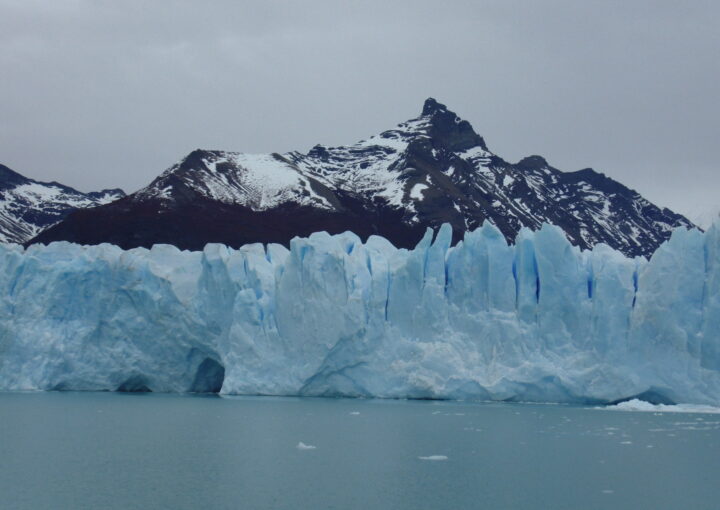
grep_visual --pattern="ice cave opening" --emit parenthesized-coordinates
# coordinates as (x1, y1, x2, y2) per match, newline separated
(190, 358, 225, 393)
(116, 375, 152, 393)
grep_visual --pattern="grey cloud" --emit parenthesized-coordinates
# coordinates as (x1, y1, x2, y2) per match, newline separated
(0, 0, 718, 218)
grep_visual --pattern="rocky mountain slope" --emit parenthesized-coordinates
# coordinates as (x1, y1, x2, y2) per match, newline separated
(30, 99, 694, 257)
(0, 164, 124, 243)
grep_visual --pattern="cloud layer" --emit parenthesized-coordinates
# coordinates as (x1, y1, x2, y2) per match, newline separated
(1, 0, 718, 218)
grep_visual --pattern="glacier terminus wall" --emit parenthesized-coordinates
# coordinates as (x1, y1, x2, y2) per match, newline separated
(0, 221, 718, 405)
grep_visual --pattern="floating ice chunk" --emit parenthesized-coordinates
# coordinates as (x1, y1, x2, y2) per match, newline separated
(603, 399, 720, 414)
(418, 455, 448, 461)
(296, 442, 316, 450)
(349, 411, 360, 415)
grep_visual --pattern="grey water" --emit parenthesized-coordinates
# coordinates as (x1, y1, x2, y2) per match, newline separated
(1, 393, 719, 510)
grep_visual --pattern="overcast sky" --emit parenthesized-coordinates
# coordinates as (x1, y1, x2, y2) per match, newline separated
(1, 0, 718, 220)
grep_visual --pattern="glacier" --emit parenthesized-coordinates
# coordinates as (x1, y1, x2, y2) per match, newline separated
(0, 221, 719, 405)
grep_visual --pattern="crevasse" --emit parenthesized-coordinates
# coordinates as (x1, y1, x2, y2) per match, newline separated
(0, 221, 718, 405)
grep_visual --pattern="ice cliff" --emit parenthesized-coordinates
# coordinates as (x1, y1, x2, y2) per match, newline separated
(0, 221, 719, 405)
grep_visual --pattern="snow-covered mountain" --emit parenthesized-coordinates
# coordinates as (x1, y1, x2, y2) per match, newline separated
(0, 163, 124, 244)
(31, 98, 694, 257)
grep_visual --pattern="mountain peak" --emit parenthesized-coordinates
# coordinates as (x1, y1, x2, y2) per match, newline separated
(515, 155, 549, 170)
(0, 163, 31, 189)
(422, 97, 448, 116)
(180, 149, 215, 168)
(418, 98, 487, 152)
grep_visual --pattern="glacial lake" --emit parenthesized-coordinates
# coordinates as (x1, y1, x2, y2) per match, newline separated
(1, 393, 719, 510)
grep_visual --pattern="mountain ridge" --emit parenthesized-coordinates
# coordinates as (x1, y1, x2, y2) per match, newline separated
(29, 98, 694, 257)
(0, 163, 125, 244)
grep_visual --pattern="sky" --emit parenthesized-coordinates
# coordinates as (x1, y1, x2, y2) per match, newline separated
(1, 0, 718, 221)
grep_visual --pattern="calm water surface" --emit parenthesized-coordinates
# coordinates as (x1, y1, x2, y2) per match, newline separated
(1, 392, 719, 510)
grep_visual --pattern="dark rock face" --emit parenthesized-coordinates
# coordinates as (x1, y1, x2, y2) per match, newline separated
(0, 164, 30, 189)
(421, 97, 488, 152)
(33, 194, 429, 251)
(29, 99, 695, 257)
(0, 163, 125, 244)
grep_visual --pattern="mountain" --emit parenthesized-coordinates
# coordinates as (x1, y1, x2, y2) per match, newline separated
(0, 163, 124, 244)
(30, 98, 694, 257)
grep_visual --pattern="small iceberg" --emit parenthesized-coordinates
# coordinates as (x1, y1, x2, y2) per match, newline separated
(602, 399, 720, 414)
(418, 455, 448, 461)
(296, 442, 316, 450)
